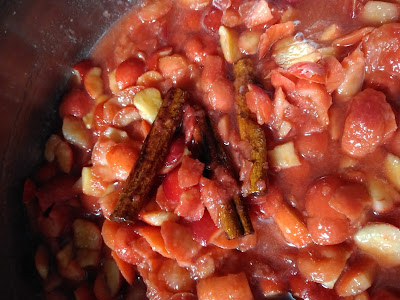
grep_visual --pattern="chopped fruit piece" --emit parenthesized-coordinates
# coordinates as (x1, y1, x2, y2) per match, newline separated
(73, 219, 102, 250)
(361, 1, 400, 25)
(94, 258, 122, 300)
(115, 58, 145, 90)
(84, 67, 104, 99)
(139, 210, 178, 226)
(354, 223, 400, 267)
(258, 22, 296, 59)
(137, 226, 172, 258)
(307, 217, 350, 245)
(367, 175, 400, 213)
(59, 89, 93, 119)
(177, 0, 210, 10)
(268, 141, 301, 170)
(273, 204, 311, 248)
(272, 36, 322, 69)
(297, 244, 351, 288)
(54, 140, 73, 173)
(62, 116, 93, 150)
(44, 134, 62, 162)
(335, 257, 376, 297)
(111, 251, 135, 285)
(319, 24, 341, 41)
(238, 30, 262, 55)
(197, 273, 253, 300)
(384, 153, 400, 191)
(133, 88, 163, 123)
(76, 249, 101, 268)
(138, 0, 173, 22)
(35, 245, 49, 280)
(158, 259, 195, 293)
(219, 26, 242, 64)
(243, 0, 273, 28)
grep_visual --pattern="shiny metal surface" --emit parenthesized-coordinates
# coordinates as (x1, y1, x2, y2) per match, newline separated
(0, 1, 137, 297)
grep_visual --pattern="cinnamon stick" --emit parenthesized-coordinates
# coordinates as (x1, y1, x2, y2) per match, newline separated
(110, 88, 188, 223)
(233, 58, 268, 195)
(196, 109, 254, 239)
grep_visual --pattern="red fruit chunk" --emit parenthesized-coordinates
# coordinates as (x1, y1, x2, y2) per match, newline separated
(59, 89, 93, 119)
(73, 59, 95, 81)
(174, 186, 205, 221)
(197, 273, 253, 300)
(178, 156, 204, 188)
(114, 227, 141, 265)
(245, 83, 273, 125)
(36, 175, 78, 212)
(111, 251, 136, 285)
(363, 23, 400, 101)
(307, 217, 350, 245)
(163, 167, 186, 204)
(189, 210, 218, 245)
(342, 88, 397, 157)
(161, 137, 185, 174)
(202, 7, 223, 33)
(102, 219, 121, 250)
(115, 58, 145, 90)
(39, 204, 72, 238)
(106, 143, 139, 181)
(73, 219, 102, 250)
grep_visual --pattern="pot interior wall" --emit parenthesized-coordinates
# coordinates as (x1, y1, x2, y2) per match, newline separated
(0, 0, 138, 297)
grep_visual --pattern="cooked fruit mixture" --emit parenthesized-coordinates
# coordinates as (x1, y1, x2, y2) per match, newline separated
(24, 0, 400, 299)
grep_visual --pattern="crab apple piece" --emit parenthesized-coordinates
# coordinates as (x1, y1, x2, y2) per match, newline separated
(207, 77, 234, 112)
(133, 87, 163, 124)
(137, 226, 172, 258)
(111, 251, 135, 285)
(81, 167, 105, 197)
(139, 210, 178, 227)
(297, 244, 351, 288)
(76, 248, 101, 268)
(102, 219, 121, 250)
(36, 175, 78, 211)
(84, 67, 104, 100)
(189, 210, 219, 246)
(94, 258, 122, 300)
(354, 223, 400, 267)
(35, 245, 50, 280)
(177, 0, 210, 10)
(361, 1, 400, 25)
(273, 36, 322, 69)
(329, 183, 370, 220)
(54, 140, 73, 173)
(200, 55, 225, 92)
(73, 219, 102, 250)
(114, 227, 142, 265)
(136, 70, 163, 88)
(335, 257, 376, 297)
(307, 217, 350, 245)
(219, 25, 242, 64)
(62, 116, 93, 150)
(138, 0, 172, 22)
(108, 69, 119, 94)
(289, 273, 341, 300)
(56, 242, 85, 281)
(158, 259, 195, 293)
(59, 89, 94, 119)
(159, 54, 190, 86)
(323, 55, 346, 93)
(238, 30, 262, 55)
(106, 143, 139, 181)
(367, 175, 400, 213)
(163, 167, 186, 206)
(244, 0, 273, 28)
(175, 186, 205, 221)
(246, 83, 273, 125)
(273, 204, 311, 248)
(115, 58, 145, 90)
(73, 59, 95, 81)
(161, 221, 202, 264)
(185, 34, 218, 66)
(268, 141, 301, 170)
(210, 228, 257, 252)
(197, 272, 253, 300)
(259, 278, 286, 298)
(160, 136, 186, 174)
(258, 21, 296, 59)
(336, 48, 365, 100)
(74, 284, 96, 300)
(384, 153, 400, 191)
(39, 204, 72, 238)
(295, 131, 329, 160)
(146, 46, 173, 71)
(98, 188, 118, 218)
(44, 134, 62, 162)
(178, 156, 204, 188)
(342, 89, 397, 158)
(202, 7, 223, 34)
(288, 62, 326, 84)
(318, 24, 341, 42)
